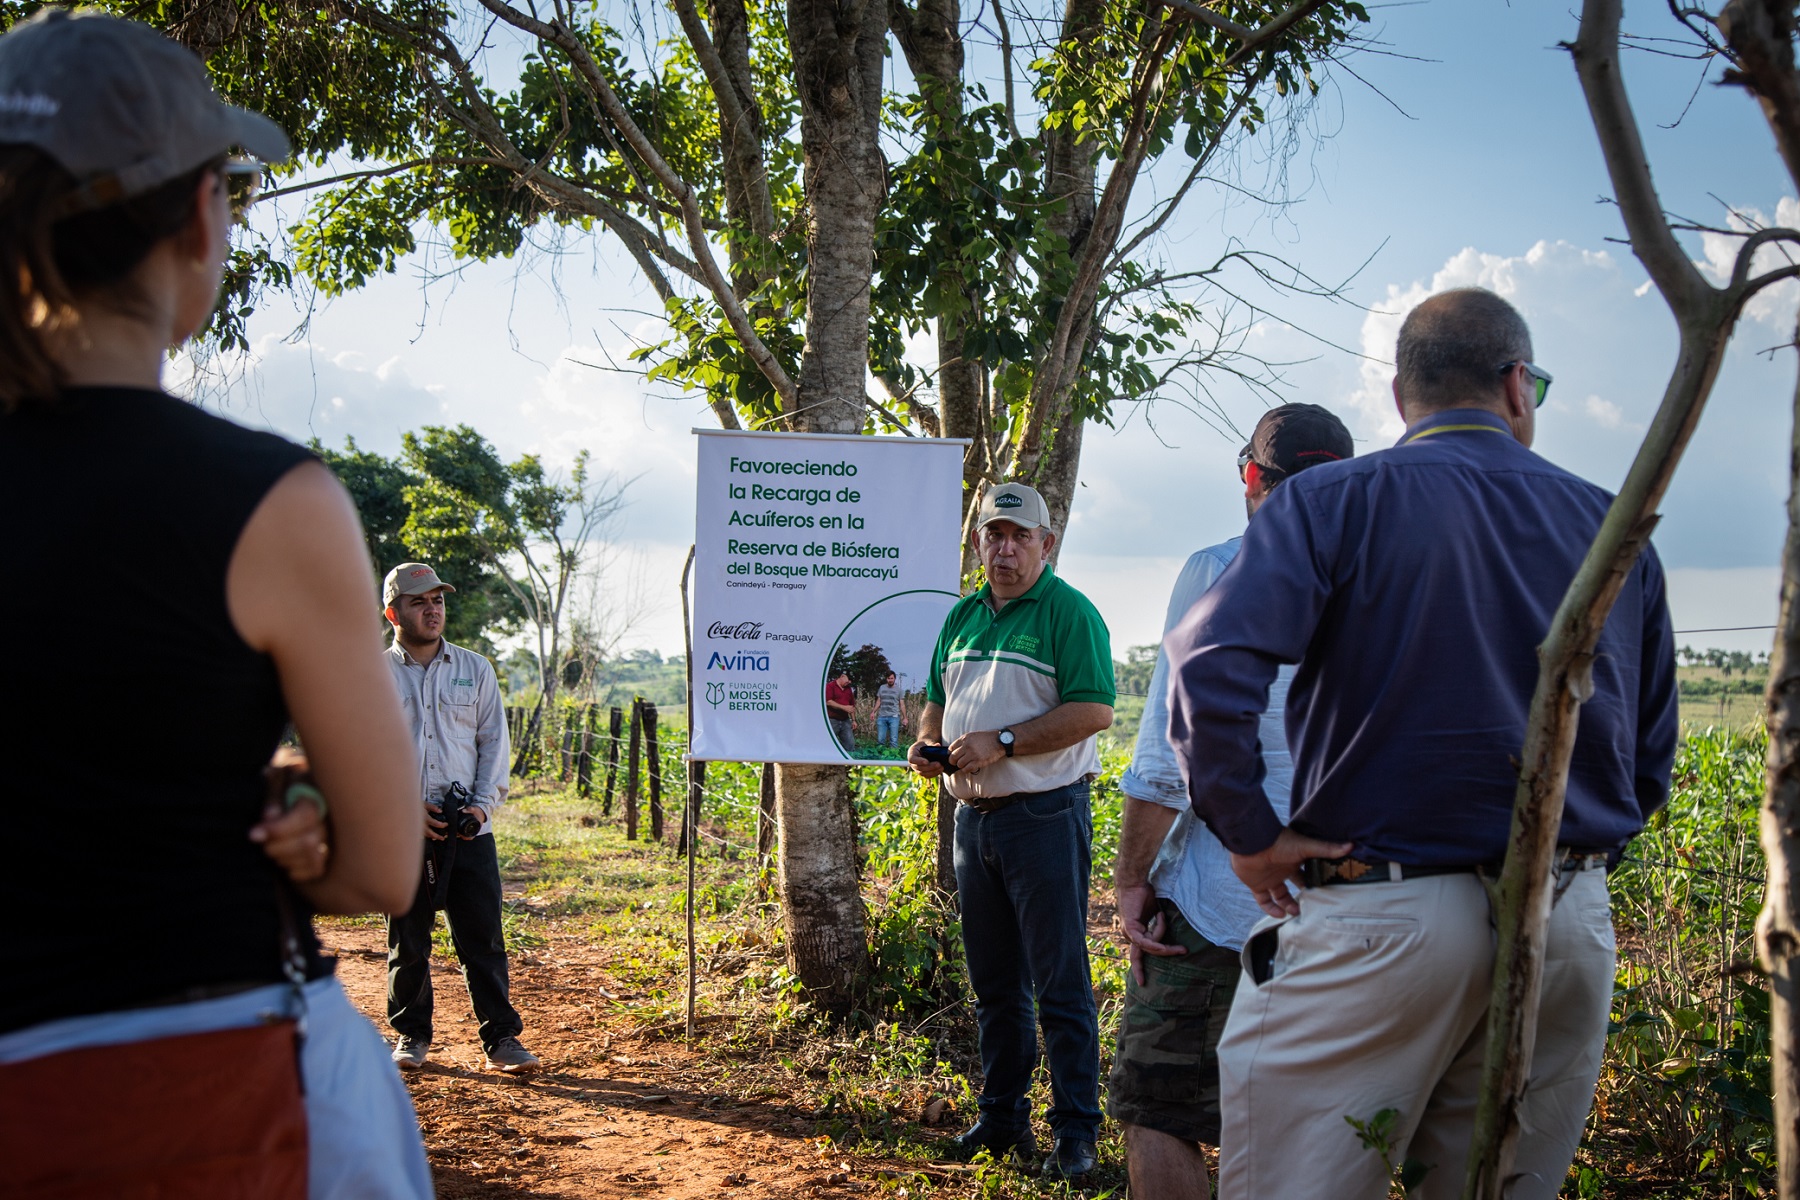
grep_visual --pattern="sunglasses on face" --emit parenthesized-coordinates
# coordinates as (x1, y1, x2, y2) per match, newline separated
(1498, 360, 1553, 408)
(1237, 445, 1288, 484)
(218, 156, 265, 224)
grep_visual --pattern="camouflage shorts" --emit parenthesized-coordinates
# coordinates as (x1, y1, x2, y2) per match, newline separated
(1105, 900, 1242, 1146)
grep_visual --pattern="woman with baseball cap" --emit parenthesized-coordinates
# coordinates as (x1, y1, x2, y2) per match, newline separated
(0, 11, 430, 1197)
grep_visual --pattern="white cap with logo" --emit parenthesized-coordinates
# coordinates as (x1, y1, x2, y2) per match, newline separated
(975, 482, 1051, 532)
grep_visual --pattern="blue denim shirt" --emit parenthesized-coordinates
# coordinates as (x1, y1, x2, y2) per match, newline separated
(1165, 408, 1679, 866)
(1121, 538, 1293, 950)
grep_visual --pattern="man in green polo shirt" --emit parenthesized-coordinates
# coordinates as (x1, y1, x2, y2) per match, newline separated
(908, 482, 1115, 1182)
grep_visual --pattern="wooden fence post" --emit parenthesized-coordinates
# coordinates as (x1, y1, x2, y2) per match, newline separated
(644, 702, 663, 842)
(560, 717, 576, 783)
(603, 705, 622, 817)
(576, 704, 595, 797)
(625, 697, 642, 841)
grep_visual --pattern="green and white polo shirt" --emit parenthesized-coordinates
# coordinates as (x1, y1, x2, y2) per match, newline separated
(927, 565, 1115, 800)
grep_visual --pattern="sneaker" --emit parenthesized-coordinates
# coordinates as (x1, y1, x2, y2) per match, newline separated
(943, 1119, 1037, 1165)
(1040, 1138, 1097, 1181)
(484, 1036, 541, 1074)
(391, 1035, 430, 1071)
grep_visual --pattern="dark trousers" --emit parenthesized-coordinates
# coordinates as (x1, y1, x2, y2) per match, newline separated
(386, 832, 522, 1052)
(953, 780, 1101, 1142)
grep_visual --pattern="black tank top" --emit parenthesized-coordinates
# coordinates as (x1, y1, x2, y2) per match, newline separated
(0, 387, 328, 1033)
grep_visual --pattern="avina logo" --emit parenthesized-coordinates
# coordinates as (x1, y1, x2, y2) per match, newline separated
(707, 651, 771, 672)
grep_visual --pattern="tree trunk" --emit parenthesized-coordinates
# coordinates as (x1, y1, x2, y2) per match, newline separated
(891, 0, 982, 521)
(775, 762, 869, 1003)
(1761, 314, 1800, 1198)
(768, 0, 887, 1013)
(757, 761, 777, 859)
(1008, 0, 1104, 536)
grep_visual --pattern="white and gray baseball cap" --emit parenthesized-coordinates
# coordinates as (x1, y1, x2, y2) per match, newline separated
(975, 482, 1051, 532)
(0, 8, 289, 212)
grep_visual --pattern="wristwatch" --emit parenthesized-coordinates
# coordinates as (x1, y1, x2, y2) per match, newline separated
(997, 728, 1016, 757)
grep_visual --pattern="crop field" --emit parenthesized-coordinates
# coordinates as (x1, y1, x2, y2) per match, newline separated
(322, 711, 1775, 1197)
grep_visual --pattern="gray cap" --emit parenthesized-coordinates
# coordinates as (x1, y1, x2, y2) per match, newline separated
(0, 9, 289, 211)
(975, 482, 1051, 532)
(383, 563, 456, 608)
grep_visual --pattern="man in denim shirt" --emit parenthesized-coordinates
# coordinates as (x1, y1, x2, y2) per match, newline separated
(1109, 405, 1352, 1200)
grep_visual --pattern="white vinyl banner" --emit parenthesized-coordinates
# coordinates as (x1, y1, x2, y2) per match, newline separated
(690, 429, 967, 765)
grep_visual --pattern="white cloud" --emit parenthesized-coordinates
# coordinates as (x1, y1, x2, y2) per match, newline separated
(1348, 240, 1620, 441)
(1694, 196, 1800, 329)
(1581, 393, 1629, 430)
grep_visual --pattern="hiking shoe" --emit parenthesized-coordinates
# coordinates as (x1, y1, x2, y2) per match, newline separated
(943, 1119, 1037, 1165)
(485, 1037, 541, 1074)
(391, 1036, 430, 1071)
(1040, 1138, 1097, 1181)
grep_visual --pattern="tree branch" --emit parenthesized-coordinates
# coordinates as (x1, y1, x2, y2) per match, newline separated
(1718, 0, 1800, 195)
(1568, 2, 1712, 311)
(470, 0, 797, 409)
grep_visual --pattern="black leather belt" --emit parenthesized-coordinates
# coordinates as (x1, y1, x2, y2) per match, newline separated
(1302, 848, 1611, 888)
(961, 795, 1019, 815)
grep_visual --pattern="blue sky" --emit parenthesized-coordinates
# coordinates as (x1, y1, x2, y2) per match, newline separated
(198, 0, 1795, 657)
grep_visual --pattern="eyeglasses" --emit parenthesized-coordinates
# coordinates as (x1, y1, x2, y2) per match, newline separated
(1237, 445, 1285, 483)
(1498, 360, 1553, 408)
(218, 156, 265, 224)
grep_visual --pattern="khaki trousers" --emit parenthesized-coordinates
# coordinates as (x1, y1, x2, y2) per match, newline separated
(1216, 870, 1614, 1200)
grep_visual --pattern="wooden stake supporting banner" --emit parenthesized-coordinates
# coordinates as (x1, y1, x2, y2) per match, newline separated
(644, 702, 663, 841)
(625, 698, 642, 841)
(603, 705, 622, 816)
(679, 544, 697, 1041)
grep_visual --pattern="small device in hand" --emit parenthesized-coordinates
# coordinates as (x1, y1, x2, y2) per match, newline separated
(441, 781, 484, 839)
(917, 744, 959, 774)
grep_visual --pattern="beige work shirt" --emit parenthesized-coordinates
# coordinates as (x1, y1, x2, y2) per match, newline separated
(385, 637, 510, 833)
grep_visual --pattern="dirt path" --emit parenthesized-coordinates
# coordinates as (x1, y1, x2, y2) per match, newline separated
(325, 923, 967, 1199)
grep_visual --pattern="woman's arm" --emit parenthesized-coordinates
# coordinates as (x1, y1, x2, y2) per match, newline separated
(227, 460, 423, 914)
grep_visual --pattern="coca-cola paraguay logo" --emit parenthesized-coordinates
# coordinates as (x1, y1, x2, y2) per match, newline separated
(707, 620, 764, 641)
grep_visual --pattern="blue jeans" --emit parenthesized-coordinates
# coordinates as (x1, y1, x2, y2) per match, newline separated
(953, 779, 1100, 1142)
(876, 715, 899, 746)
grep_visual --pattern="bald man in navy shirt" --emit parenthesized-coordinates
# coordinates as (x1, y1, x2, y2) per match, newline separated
(1165, 288, 1676, 1200)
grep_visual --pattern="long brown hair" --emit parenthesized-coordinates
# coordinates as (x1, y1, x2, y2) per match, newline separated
(0, 146, 216, 411)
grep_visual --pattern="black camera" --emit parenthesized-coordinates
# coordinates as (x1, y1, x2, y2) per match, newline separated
(441, 781, 483, 839)
(917, 743, 959, 774)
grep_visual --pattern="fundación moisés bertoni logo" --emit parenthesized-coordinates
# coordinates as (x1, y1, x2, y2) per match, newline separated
(704, 681, 726, 710)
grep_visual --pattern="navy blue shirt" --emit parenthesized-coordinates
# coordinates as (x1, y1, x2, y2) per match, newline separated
(1165, 407, 1678, 867)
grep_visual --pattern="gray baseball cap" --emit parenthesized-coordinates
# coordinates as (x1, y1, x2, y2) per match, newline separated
(383, 563, 456, 608)
(0, 9, 290, 212)
(975, 482, 1051, 532)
